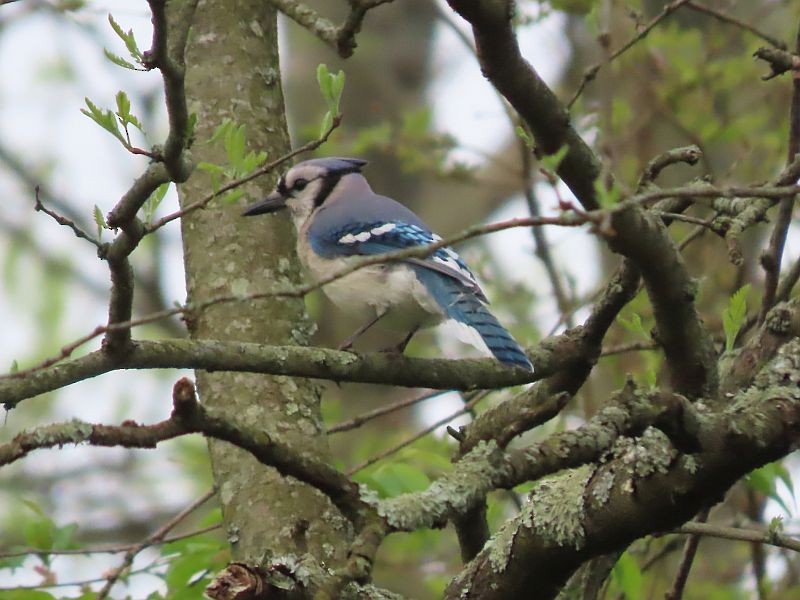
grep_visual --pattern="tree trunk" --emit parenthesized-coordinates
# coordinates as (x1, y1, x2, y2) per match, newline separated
(177, 0, 349, 565)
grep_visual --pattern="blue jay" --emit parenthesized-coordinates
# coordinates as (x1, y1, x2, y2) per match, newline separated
(243, 157, 533, 371)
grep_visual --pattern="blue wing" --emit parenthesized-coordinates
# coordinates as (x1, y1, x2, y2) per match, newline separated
(310, 218, 532, 370)
(309, 220, 488, 303)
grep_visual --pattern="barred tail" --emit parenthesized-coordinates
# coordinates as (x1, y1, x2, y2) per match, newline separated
(415, 269, 533, 371)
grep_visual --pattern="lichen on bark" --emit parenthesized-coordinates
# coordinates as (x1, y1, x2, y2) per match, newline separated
(175, 0, 349, 567)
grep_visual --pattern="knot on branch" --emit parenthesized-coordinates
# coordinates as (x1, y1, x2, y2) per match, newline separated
(754, 46, 800, 80)
(205, 562, 267, 600)
(171, 376, 199, 420)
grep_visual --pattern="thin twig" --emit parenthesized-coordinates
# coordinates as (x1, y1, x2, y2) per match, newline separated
(0, 524, 221, 559)
(568, 0, 692, 108)
(758, 20, 800, 324)
(345, 391, 488, 475)
(34, 186, 101, 248)
(675, 521, 800, 553)
(519, 137, 574, 327)
(665, 509, 708, 600)
(777, 254, 800, 302)
(95, 489, 216, 599)
(685, 1, 787, 50)
(677, 224, 707, 250)
(328, 389, 447, 434)
(650, 211, 715, 228)
(600, 340, 658, 356)
(145, 116, 342, 234)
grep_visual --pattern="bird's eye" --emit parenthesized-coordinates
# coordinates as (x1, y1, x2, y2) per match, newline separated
(293, 178, 309, 191)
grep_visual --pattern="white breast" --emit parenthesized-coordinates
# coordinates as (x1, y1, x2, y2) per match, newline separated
(297, 231, 444, 331)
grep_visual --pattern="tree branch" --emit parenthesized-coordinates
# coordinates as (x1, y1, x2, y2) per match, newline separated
(95, 489, 215, 599)
(675, 521, 800, 553)
(758, 20, 800, 323)
(266, 0, 393, 57)
(444, 339, 800, 599)
(0, 339, 546, 409)
(1, 378, 369, 527)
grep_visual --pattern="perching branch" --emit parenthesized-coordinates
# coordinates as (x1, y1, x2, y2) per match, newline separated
(266, 0, 393, 57)
(0, 339, 544, 410)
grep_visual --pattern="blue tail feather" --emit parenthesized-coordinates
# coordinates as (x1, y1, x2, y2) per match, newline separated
(414, 268, 533, 371)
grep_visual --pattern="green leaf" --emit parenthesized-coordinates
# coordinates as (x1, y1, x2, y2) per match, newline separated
(108, 13, 143, 63)
(746, 461, 794, 515)
(115, 90, 143, 132)
(224, 124, 247, 169)
(540, 145, 569, 172)
(722, 284, 750, 352)
(103, 48, 139, 71)
(316, 63, 334, 106)
(0, 552, 26, 573)
(320, 110, 333, 138)
(161, 535, 227, 599)
(9, 359, 18, 374)
(0, 591, 55, 600)
(359, 463, 430, 498)
(93, 205, 107, 238)
(186, 112, 198, 141)
(515, 125, 534, 149)
(594, 179, 621, 208)
(618, 312, 649, 339)
(141, 182, 171, 223)
(612, 552, 643, 600)
(316, 63, 345, 132)
(81, 97, 126, 146)
(197, 162, 224, 193)
(331, 70, 346, 106)
(208, 119, 234, 144)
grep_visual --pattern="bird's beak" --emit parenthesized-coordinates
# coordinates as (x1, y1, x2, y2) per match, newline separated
(242, 190, 288, 216)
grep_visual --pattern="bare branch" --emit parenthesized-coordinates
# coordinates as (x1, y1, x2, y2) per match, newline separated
(327, 389, 445, 434)
(1, 377, 369, 526)
(0, 524, 221, 559)
(0, 340, 543, 410)
(346, 391, 488, 475)
(685, 1, 786, 50)
(675, 521, 800, 553)
(267, 0, 393, 57)
(95, 489, 216, 599)
(568, 0, 693, 108)
(758, 21, 800, 323)
(33, 185, 101, 248)
(665, 510, 708, 600)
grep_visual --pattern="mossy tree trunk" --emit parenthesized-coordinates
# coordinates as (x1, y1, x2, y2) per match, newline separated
(177, 0, 350, 565)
